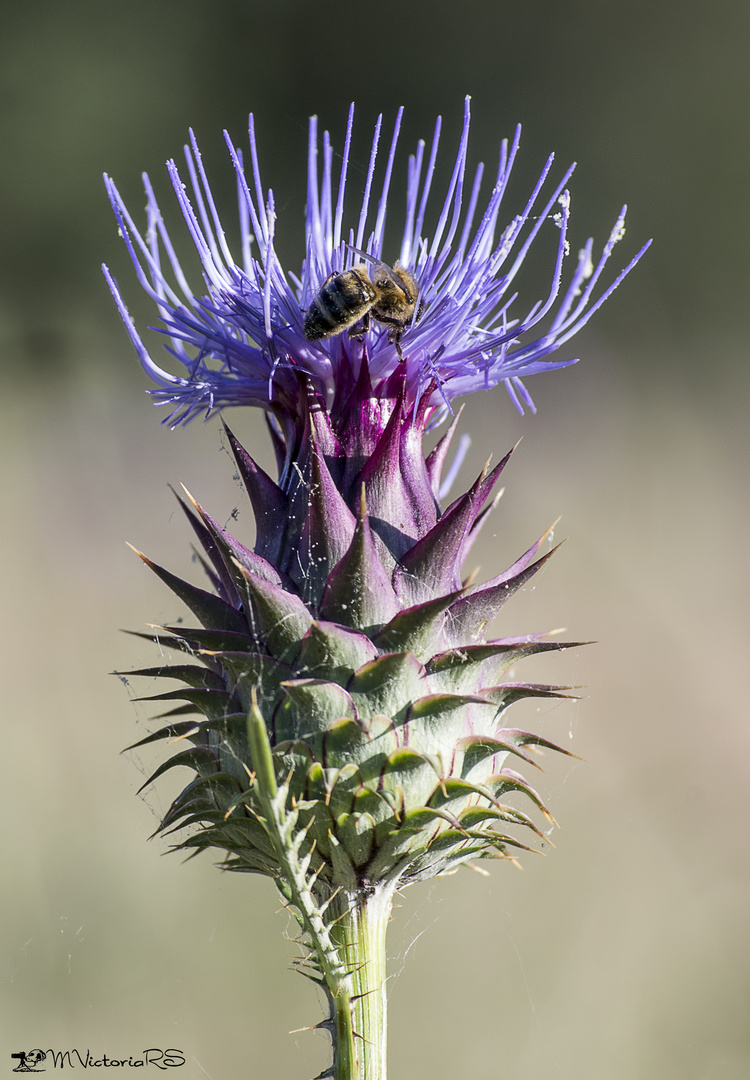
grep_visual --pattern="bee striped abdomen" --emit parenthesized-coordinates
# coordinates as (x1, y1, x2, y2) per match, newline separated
(303, 268, 377, 341)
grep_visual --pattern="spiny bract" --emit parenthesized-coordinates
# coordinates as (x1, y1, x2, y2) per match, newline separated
(128, 398, 575, 891)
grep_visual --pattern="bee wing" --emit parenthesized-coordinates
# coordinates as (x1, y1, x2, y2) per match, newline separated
(345, 246, 390, 275)
(347, 248, 411, 295)
(373, 262, 410, 293)
(347, 244, 376, 265)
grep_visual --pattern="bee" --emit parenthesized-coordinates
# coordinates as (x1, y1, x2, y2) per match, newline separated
(303, 259, 420, 360)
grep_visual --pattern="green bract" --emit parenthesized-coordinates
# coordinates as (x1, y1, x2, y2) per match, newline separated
(127, 405, 575, 893)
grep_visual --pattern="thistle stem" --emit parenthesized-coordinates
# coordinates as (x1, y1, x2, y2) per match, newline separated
(326, 885, 393, 1080)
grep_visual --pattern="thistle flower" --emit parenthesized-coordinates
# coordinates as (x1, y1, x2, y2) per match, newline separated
(105, 99, 648, 1080)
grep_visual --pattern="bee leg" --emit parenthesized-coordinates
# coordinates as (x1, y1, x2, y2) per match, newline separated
(374, 312, 409, 362)
(392, 330, 405, 363)
(348, 310, 371, 341)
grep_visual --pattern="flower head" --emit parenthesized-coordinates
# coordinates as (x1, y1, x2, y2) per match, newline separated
(110, 99, 651, 889)
(103, 97, 649, 433)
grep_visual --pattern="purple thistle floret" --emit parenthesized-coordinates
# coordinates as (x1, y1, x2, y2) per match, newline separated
(103, 98, 649, 435)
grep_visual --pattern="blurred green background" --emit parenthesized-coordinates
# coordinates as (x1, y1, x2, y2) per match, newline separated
(2, 1, 748, 1077)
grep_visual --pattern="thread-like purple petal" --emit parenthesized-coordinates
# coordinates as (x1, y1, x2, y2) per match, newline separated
(105, 100, 648, 428)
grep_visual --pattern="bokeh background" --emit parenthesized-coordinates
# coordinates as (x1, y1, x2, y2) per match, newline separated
(2, 2, 748, 1078)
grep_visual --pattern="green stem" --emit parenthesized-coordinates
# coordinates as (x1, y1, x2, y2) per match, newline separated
(246, 703, 393, 1078)
(326, 885, 393, 1080)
